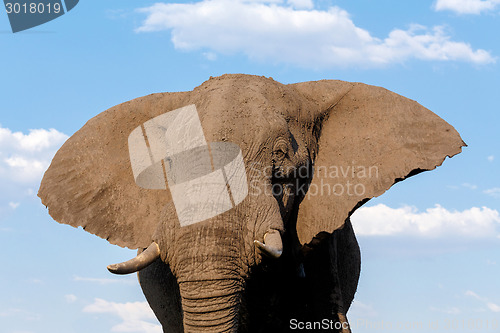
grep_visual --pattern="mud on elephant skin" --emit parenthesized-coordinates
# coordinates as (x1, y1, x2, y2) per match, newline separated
(38, 74, 464, 332)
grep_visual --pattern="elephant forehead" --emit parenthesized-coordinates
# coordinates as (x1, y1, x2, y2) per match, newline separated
(190, 82, 309, 152)
(193, 75, 308, 117)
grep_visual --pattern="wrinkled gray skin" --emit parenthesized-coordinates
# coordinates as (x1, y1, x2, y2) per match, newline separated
(40, 74, 463, 333)
(135, 78, 361, 332)
(139, 223, 359, 332)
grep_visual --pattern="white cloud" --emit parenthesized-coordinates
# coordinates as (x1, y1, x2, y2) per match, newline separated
(65, 294, 78, 303)
(487, 302, 500, 312)
(287, 0, 314, 9)
(0, 127, 65, 152)
(27, 278, 43, 285)
(462, 182, 478, 190)
(434, 0, 500, 15)
(488, 155, 495, 162)
(465, 290, 484, 300)
(0, 126, 67, 184)
(351, 204, 500, 238)
(349, 300, 378, 318)
(0, 308, 41, 321)
(0, 126, 67, 214)
(74, 276, 137, 285)
(8, 202, 20, 209)
(83, 298, 161, 333)
(135, 1, 495, 68)
(466, 290, 500, 312)
(202, 51, 218, 61)
(484, 188, 500, 198)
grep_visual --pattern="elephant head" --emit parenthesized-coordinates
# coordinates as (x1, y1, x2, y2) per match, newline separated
(38, 74, 464, 332)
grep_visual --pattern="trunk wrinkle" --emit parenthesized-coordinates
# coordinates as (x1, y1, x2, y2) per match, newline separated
(180, 279, 242, 332)
(183, 303, 238, 316)
(182, 289, 240, 301)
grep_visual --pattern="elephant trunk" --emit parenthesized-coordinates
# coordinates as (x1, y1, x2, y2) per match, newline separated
(165, 223, 248, 332)
(180, 279, 243, 332)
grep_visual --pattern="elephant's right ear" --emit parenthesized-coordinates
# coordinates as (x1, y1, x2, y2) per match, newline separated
(291, 80, 465, 246)
(38, 92, 189, 249)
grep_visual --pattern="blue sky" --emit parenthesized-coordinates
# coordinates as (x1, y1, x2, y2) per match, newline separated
(1, 1, 499, 332)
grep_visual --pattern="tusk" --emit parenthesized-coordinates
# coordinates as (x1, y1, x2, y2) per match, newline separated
(254, 229, 283, 259)
(107, 242, 160, 275)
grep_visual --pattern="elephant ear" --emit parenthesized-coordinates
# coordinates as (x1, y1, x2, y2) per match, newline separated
(38, 91, 190, 249)
(291, 80, 465, 246)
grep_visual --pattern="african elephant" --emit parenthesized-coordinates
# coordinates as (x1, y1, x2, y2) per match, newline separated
(38, 74, 464, 332)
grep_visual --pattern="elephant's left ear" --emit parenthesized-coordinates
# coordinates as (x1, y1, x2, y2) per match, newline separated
(290, 80, 465, 246)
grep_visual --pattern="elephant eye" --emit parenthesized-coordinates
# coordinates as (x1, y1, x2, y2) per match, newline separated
(273, 139, 289, 161)
(274, 148, 287, 160)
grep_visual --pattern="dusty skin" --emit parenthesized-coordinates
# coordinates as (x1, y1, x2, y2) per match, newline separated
(39, 74, 464, 332)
